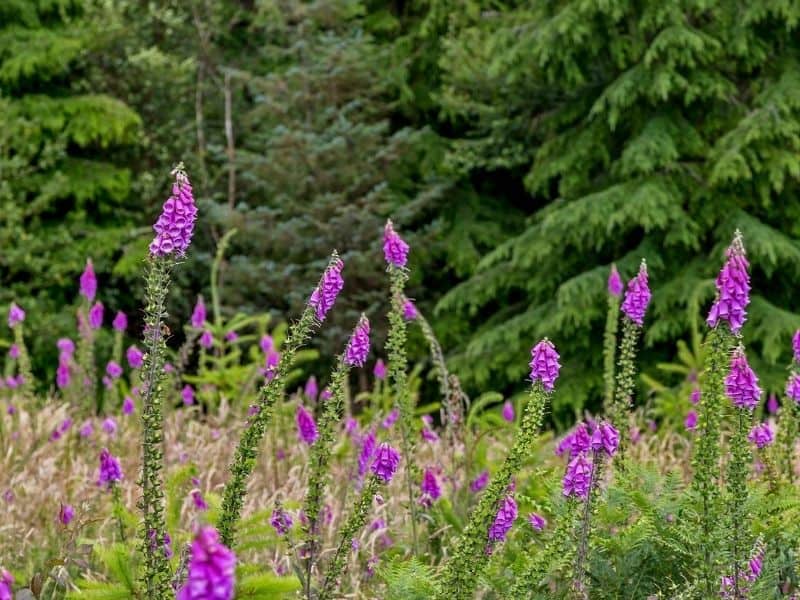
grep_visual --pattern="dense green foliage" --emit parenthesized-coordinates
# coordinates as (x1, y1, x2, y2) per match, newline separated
(5, 0, 800, 419)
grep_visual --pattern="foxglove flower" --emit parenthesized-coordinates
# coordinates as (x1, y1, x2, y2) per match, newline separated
(488, 496, 517, 542)
(127, 345, 143, 369)
(304, 376, 318, 401)
(260, 334, 273, 354)
(608, 264, 623, 297)
(112, 311, 127, 332)
(690, 388, 701, 405)
(57, 338, 75, 356)
(684, 410, 698, 431)
(470, 470, 489, 493)
(308, 257, 344, 322)
(786, 373, 800, 403)
(420, 468, 441, 507)
(103, 417, 117, 436)
(192, 490, 208, 511)
(270, 508, 292, 536)
(0, 568, 13, 600)
(106, 361, 122, 379)
(529, 513, 546, 531)
(150, 167, 197, 257)
(59, 503, 75, 525)
(403, 299, 418, 321)
(344, 315, 370, 367)
(80, 259, 97, 302)
(358, 429, 377, 479)
(794, 329, 800, 363)
(8, 345, 18, 360)
(381, 408, 399, 429)
(79, 421, 94, 438)
(563, 453, 593, 500)
(725, 347, 761, 410)
(182, 385, 195, 406)
(748, 422, 774, 449)
(501, 400, 515, 422)
(707, 232, 750, 333)
(224, 331, 238, 342)
(177, 526, 236, 600)
(56, 363, 71, 389)
(529, 339, 561, 391)
(296, 405, 318, 445)
(590, 421, 619, 456)
(621, 260, 651, 326)
(191, 297, 206, 328)
(767, 393, 779, 414)
(371, 443, 401, 483)
(97, 448, 122, 488)
(89, 302, 104, 329)
(200, 330, 213, 349)
(7, 303, 24, 328)
(383, 220, 409, 268)
(123, 396, 135, 415)
(373, 359, 387, 380)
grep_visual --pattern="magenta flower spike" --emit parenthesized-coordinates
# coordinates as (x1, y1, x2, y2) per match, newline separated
(177, 526, 236, 600)
(562, 453, 593, 500)
(748, 422, 774, 449)
(344, 314, 371, 367)
(296, 405, 318, 445)
(97, 448, 123, 488)
(707, 231, 750, 333)
(690, 388, 701, 405)
(528, 513, 547, 531)
(608, 264, 623, 297)
(373, 358, 387, 380)
(725, 346, 761, 410)
(793, 330, 800, 363)
(684, 410, 698, 431)
(501, 400, 515, 423)
(150, 166, 197, 257)
(590, 421, 619, 456)
(199, 330, 213, 349)
(106, 361, 123, 379)
(182, 385, 195, 406)
(470, 470, 489, 493)
(403, 298, 418, 321)
(0, 568, 13, 600)
(88, 302, 104, 329)
(420, 468, 441, 507)
(127, 345, 143, 369)
(383, 220, 409, 268)
(767, 393, 779, 414)
(304, 376, 318, 401)
(122, 396, 135, 415)
(370, 443, 401, 483)
(191, 296, 206, 329)
(191, 490, 208, 511)
(358, 429, 377, 479)
(787, 373, 800, 404)
(57, 338, 75, 356)
(80, 258, 97, 302)
(488, 496, 517, 542)
(56, 363, 71, 389)
(112, 311, 127, 332)
(381, 408, 399, 429)
(270, 507, 293, 536)
(7, 303, 25, 328)
(308, 256, 344, 322)
(59, 503, 75, 526)
(529, 338, 561, 391)
(621, 260, 651, 326)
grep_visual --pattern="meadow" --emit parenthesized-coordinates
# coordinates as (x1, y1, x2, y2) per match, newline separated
(1, 167, 799, 600)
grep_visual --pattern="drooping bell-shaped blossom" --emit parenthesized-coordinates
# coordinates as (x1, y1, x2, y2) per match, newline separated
(786, 373, 800, 404)
(381, 408, 399, 429)
(126, 345, 143, 369)
(373, 359, 387, 380)
(748, 422, 774, 449)
(501, 400, 515, 422)
(419, 468, 441, 507)
(684, 410, 698, 431)
(8, 303, 24, 328)
(370, 443, 401, 483)
(112, 311, 127, 332)
(304, 376, 318, 401)
(608, 264, 623, 297)
(122, 396, 135, 415)
(529, 339, 561, 391)
(621, 260, 651, 326)
(555, 423, 591, 458)
(97, 448, 123, 488)
(260, 334, 273, 354)
(421, 416, 439, 443)
(80, 259, 97, 302)
(383, 220, 409, 268)
(308, 256, 344, 322)
(529, 513, 547, 531)
(793, 330, 800, 363)
(191, 489, 208, 511)
(0, 568, 13, 600)
(177, 526, 236, 600)
(182, 385, 195, 406)
(191, 296, 206, 329)
(470, 470, 489, 493)
(725, 347, 761, 410)
(690, 388, 701, 405)
(88, 302, 104, 329)
(767, 393, 779, 414)
(59, 503, 75, 525)
(270, 507, 293, 536)
(358, 429, 376, 479)
(590, 421, 619, 456)
(199, 330, 213, 349)
(150, 167, 197, 257)
(488, 496, 517, 542)
(403, 299, 418, 321)
(707, 231, 750, 334)
(344, 315, 370, 367)
(57, 338, 75, 356)
(106, 361, 123, 379)
(263, 350, 280, 380)
(296, 405, 318, 445)
(56, 363, 71, 389)
(562, 453, 593, 500)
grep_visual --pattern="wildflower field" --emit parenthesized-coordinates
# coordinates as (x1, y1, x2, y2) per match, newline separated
(1, 164, 800, 600)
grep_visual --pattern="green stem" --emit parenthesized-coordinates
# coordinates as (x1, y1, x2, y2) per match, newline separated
(609, 318, 641, 460)
(602, 294, 621, 414)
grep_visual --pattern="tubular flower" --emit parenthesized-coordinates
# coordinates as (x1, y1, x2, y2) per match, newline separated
(358, 429, 377, 479)
(304, 376, 318, 401)
(748, 422, 774, 449)
(786, 373, 800, 404)
(296, 405, 318, 445)
(488, 496, 517, 542)
(106, 361, 123, 379)
(127, 345, 143, 369)
(182, 385, 195, 406)
(470, 470, 489, 493)
(80, 259, 97, 302)
(191, 296, 207, 328)
(309, 257, 344, 322)
(150, 166, 197, 257)
(383, 220, 409, 267)
(794, 329, 800, 363)
(7, 303, 24, 328)
(621, 260, 651, 326)
(373, 359, 387, 380)
(684, 410, 698, 431)
(529, 513, 546, 531)
(370, 443, 401, 483)
(529, 339, 561, 391)
(501, 400, 515, 422)
(344, 315, 371, 367)
(123, 396, 135, 415)
(767, 394, 779, 414)
(270, 508, 293, 536)
(608, 264, 623, 297)
(97, 448, 123, 488)
(420, 468, 441, 507)
(177, 526, 236, 600)
(563, 453, 593, 500)
(707, 231, 750, 333)
(112, 311, 127, 332)
(89, 302, 104, 329)
(590, 421, 619, 456)
(59, 503, 75, 525)
(725, 347, 761, 410)
(0, 569, 13, 600)
(402, 299, 418, 321)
